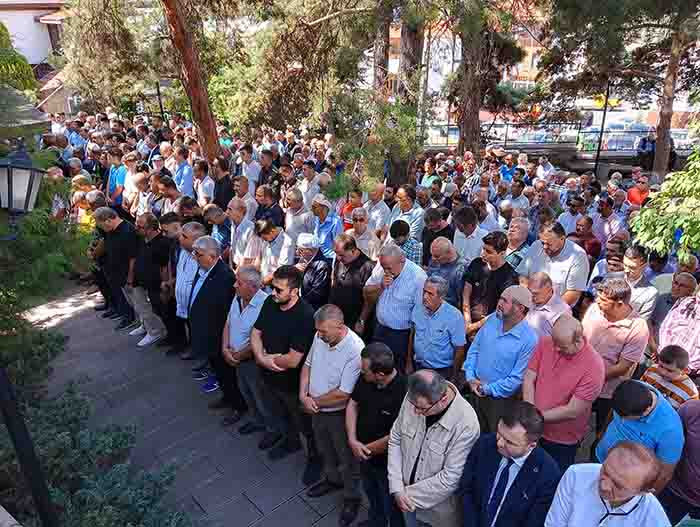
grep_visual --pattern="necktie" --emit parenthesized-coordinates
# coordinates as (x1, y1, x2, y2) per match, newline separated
(188, 271, 201, 314)
(487, 458, 514, 525)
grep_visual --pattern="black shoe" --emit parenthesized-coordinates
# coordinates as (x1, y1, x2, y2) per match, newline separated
(94, 303, 108, 311)
(115, 318, 134, 331)
(268, 439, 302, 460)
(156, 338, 173, 348)
(339, 500, 361, 527)
(108, 311, 122, 320)
(180, 351, 196, 360)
(258, 432, 283, 451)
(100, 309, 116, 318)
(306, 479, 343, 498)
(239, 422, 265, 435)
(302, 456, 323, 486)
(208, 397, 229, 410)
(221, 411, 243, 427)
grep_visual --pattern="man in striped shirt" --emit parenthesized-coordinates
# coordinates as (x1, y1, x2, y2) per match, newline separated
(641, 345, 699, 411)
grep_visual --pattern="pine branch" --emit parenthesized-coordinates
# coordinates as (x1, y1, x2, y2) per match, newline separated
(301, 7, 374, 27)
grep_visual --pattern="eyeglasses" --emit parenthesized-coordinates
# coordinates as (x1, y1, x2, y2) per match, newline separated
(271, 285, 286, 293)
(353, 217, 367, 222)
(408, 394, 444, 414)
(192, 249, 204, 258)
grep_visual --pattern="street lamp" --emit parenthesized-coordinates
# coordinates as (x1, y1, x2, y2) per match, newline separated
(0, 149, 45, 213)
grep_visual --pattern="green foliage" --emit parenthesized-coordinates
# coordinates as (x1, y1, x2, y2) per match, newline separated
(0, 23, 37, 91)
(631, 148, 700, 256)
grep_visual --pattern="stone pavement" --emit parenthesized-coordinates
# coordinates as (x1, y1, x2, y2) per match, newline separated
(34, 288, 369, 527)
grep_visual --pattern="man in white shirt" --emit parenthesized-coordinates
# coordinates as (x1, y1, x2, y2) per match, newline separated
(622, 245, 659, 321)
(226, 197, 254, 269)
(363, 182, 391, 237)
(517, 222, 589, 307)
(233, 175, 258, 222)
(240, 144, 261, 194)
(193, 160, 214, 207)
(591, 195, 626, 245)
(298, 160, 321, 209)
(452, 205, 487, 265)
(525, 272, 572, 338)
(536, 155, 555, 181)
(284, 188, 315, 243)
(347, 207, 382, 260)
(545, 441, 671, 527)
(557, 196, 584, 235)
(299, 305, 363, 526)
(256, 219, 295, 285)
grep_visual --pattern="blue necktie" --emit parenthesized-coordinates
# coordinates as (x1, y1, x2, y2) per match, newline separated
(487, 458, 513, 525)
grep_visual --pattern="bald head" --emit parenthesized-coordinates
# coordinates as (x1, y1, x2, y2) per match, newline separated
(551, 314, 584, 356)
(599, 441, 659, 503)
(430, 237, 456, 265)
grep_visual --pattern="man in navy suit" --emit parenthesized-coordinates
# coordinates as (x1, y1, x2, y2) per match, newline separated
(188, 236, 246, 420)
(459, 401, 561, 527)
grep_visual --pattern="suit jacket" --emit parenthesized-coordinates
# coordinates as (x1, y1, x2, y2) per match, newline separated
(188, 259, 234, 358)
(459, 434, 561, 527)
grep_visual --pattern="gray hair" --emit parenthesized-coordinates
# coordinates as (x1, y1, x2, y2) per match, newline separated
(182, 221, 207, 238)
(228, 197, 247, 213)
(192, 235, 221, 257)
(86, 189, 106, 207)
(314, 304, 345, 324)
(510, 216, 530, 231)
(93, 206, 118, 222)
(286, 188, 303, 203)
(425, 275, 448, 299)
(408, 370, 448, 404)
(598, 277, 632, 304)
(237, 265, 262, 288)
(351, 207, 368, 220)
(67, 157, 82, 169)
(379, 243, 406, 261)
(529, 271, 553, 289)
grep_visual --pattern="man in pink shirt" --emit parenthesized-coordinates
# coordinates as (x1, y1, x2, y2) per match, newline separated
(525, 271, 572, 338)
(582, 277, 649, 435)
(523, 314, 605, 470)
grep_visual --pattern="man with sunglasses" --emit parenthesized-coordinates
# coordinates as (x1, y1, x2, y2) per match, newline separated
(545, 441, 670, 526)
(387, 370, 479, 527)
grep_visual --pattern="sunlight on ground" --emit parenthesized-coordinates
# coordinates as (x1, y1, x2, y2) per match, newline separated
(24, 289, 100, 329)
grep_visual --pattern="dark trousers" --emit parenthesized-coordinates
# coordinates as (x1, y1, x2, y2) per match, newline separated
(465, 388, 517, 434)
(107, 277, 133, 320)
(540, 438, 578, 473)
(93, 266, 112, 306)
(361, 462, 404, 527)
(658, 487, 700, 526)
(163, 297, 187, 350)
(208, 351, 247, 412)
(591, 397, 614, 461)
(372, 323, 411, 374)
(312, 411, 361, 500)
(266, 382, 317, 456)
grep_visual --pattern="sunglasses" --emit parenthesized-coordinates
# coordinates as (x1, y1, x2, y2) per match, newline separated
(271, 285, 286, 293)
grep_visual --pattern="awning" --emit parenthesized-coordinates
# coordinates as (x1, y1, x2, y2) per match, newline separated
(35, 8, 71, 25)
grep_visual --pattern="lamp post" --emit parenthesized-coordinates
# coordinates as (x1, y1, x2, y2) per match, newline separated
(0, 149, 46, 239)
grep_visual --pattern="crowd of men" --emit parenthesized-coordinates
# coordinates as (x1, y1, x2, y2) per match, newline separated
(46, 109, 700, 527)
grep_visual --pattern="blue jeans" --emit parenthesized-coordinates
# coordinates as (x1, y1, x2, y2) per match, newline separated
(658, 486, 700, 525)
(540, 438, 578, 473)
(361, 462, 404, 527)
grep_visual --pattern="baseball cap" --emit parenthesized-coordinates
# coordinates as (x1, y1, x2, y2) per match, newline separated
(296, 233, 320, 249)
(311, 193, 332, 209)
(503, 285, 533, 310)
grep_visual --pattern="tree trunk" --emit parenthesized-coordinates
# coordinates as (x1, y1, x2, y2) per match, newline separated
(459, 33, 484, 158)
(398, 15, 424, 105)
(373, 1, 392, 94)
(159, 0, 219, 161)
(653, 30, 684, 178)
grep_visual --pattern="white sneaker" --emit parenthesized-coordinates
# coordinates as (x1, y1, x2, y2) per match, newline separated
(129, 325, 146, 337)
(137, 333, 162, 347)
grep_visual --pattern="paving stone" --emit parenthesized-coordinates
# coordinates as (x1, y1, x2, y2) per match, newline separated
(300, 488, 345, 517)
(312, 505, 368, 527)
(165, 456, 223, 503)
(194, 456, 270, 511)
(244, 451, 308, 513)
(249, 496, 320, 527)
(158, 426, 231, 465)
(202, 496, 263, 527)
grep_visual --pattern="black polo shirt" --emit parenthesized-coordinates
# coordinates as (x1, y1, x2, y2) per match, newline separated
(254, 203, 284, 227)
(104, 220, 139, 286)
(328, 252, 375, 327)
(463, 258, 518, 321)
(351, 374, 407, 467)
(134, 233, 171, 290)
(213, 174, 235, 209)
(421, 223, 455, 266)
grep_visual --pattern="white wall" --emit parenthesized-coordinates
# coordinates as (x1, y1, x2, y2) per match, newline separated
(0, 10, 52, 64)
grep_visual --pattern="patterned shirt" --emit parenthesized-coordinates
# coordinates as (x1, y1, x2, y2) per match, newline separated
(659, 296, 700, 373)
(395, 237, 423, 266)
(641, 366, 699, 411)
(175, 250, 199, 318)
(366, 259, 427, 330)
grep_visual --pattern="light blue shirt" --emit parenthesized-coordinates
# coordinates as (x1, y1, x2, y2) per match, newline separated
(228, 290, 268, 351)
(314, 212, 343, 259)
(411, 301, 466, 369)
(188, 262, 216, 312)
(596, 382, 684, 464)
(174, 161, 194, 198)
(463, 315, 537, 398)
(107, 164, 127, 205)
(388, 203, 425, 240)
(175, 250, 198, 318)
(67, 130, 87, 149)
(367, 259, 427, 330)
(489, 451, 532, 526)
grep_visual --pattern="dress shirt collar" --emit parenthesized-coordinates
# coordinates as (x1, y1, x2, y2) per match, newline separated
(504, 448, 533, 469)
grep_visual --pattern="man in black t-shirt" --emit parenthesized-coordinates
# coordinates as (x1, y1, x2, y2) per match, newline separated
(126, 212, 171, 347)
(251, 265, 320, 483)
(347, 343, 407, 527)
(462, 231, 518, 340)
(94, 206, 139, 329)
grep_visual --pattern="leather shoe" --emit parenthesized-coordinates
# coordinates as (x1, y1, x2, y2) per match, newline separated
(93, 303, 108, 311)
(179, 351, 196, 360)
(100, 310, 116, 318)
(221, 411, 243, 426)
(239, 422, 265, 435)
(258, 431, 283, 450)
(115, 318, 134, 331)
(302, 457, 323, 486)
(339, 500, 361, 527)
(306, 479, 343, 498)
(108, 311, 122, 320)
(208, 397, 229, 410)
